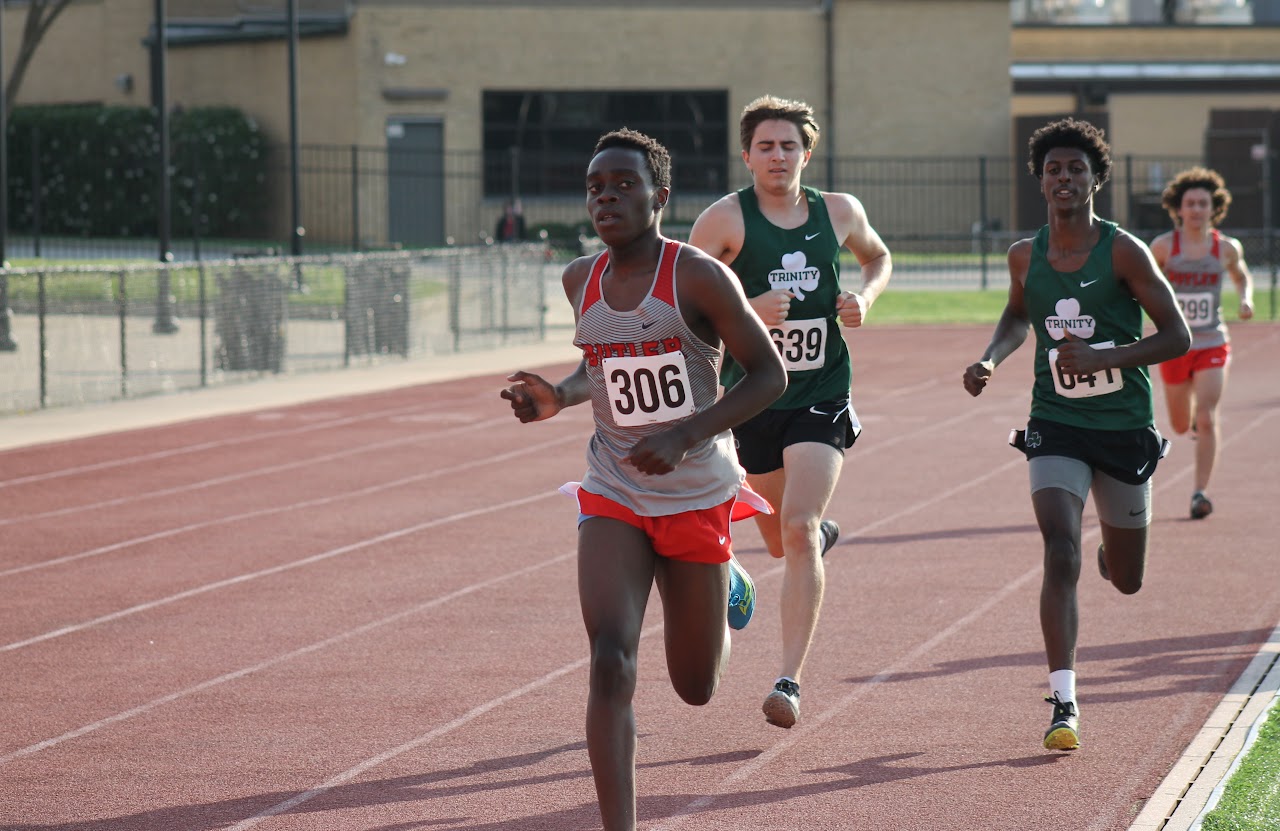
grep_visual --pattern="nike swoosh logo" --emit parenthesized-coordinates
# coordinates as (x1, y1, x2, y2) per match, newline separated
(1079, 279, 1099, 288)
(718, 536, 727, 545)
(1136, 461, 1150, 474)
(1128, 508, 1146, 517)
(804, 232, 820, 241)
(640, 321, 655, 329)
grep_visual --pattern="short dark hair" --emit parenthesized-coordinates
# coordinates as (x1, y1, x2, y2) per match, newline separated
(1161, 166, 1232, 226)
(593, 128, 672, 191)
(739, 95, 820, 153)
(1027, 118, 1112, 186)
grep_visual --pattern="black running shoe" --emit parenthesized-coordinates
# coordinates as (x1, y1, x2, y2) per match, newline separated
(819, 519, 840, 558)
(1190, 491, 1213, 520)
(1043, 693, 1080, 750)
(763, 679, 801, 729)
(1097, 543, 1109, 582)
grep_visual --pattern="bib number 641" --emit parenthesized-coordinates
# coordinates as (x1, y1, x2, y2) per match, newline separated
(1049, 340, 1122, 399)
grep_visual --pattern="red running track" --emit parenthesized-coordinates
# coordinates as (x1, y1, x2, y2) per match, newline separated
(1, 324, 1278, 831)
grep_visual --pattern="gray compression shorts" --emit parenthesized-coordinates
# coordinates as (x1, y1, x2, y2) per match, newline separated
(1028, 455, 1152, 529)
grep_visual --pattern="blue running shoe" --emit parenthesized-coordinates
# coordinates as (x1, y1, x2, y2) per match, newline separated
(727, 557, 755, 630)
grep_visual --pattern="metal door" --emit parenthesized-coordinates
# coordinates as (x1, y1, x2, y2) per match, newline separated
(387, 118, 444, 247)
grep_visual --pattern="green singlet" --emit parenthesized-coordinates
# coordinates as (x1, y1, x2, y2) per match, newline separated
(721, 185, 851, 409)
(1024, 220, 1154, 430)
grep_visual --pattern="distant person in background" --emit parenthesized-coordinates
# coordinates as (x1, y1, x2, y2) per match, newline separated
(1150, 167, 1255, 520)
(494, 199, 527, 241)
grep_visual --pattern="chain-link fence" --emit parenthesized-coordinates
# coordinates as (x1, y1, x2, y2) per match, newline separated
(0, 243, 554, 414)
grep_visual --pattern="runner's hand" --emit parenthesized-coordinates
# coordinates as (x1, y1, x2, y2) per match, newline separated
(501, 371, 562, 423)
(963, 360, 994, 397)
(751, 289, 794, 326)
(624, 425, 695, 476)
(836, 291, 868, 328)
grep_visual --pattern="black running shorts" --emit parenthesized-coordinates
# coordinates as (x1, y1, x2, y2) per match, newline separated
(732, 397, 861, 475)
(1010, 417, 1169, 486)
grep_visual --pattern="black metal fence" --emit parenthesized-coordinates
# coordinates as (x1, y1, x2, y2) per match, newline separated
(3, 140, 1276, 262)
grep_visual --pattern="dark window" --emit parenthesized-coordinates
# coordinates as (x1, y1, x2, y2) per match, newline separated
(483, 90, 729, 197)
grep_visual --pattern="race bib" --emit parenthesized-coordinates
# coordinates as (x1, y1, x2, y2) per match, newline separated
(769, 318, 827, 372)
(1177, 291, 1215, 325)
(602, 351, 696, 427)
(1049, 340, 1123, 399)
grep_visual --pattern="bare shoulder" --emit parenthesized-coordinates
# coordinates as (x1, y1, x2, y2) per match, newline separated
(1113, 227, 1157, 262)
(1007, 237, 1033, 264)
(1148, 230, 1173, 261)
(1220, 231, 1246, 264)
(821, 190, 866, 226)
(677, 242, 737, 285)
(561, 254, 596, 303)
(688, 193, 745, 259)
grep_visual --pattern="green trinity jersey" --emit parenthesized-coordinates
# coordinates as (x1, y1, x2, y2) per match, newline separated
(721, 185, 851, 409)
(1024, 220, 1153, 430)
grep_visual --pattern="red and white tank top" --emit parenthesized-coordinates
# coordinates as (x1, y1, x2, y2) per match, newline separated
(573, 239, 743, 516)
(1164, 229, 1228, 349)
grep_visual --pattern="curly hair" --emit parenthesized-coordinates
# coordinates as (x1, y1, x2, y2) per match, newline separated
(1027, 118, 1112, 186)
(739, 95, 821, 153)
(1161, 166, 1232, 226)
(593, 128, 672, 191)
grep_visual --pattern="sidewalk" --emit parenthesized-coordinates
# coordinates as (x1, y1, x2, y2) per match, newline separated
(0, 338, 580, 451)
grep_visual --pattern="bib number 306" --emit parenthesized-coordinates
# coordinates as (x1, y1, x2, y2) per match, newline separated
(1049, 340, 1123, 399)
(602, 352, 696, 427)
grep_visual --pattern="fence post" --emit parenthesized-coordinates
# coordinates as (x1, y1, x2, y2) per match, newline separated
(119, 270, 130, 399)
(979, 156, 989, 290)
(351, 144, 361, 252)
(38, 271, 48, 408)
(32, 126, 42, 258)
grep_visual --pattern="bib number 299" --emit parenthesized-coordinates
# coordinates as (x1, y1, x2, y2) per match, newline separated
(602, 352, 696, 427)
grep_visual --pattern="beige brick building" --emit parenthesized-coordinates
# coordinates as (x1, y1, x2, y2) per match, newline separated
(4, 1, 1278, 244)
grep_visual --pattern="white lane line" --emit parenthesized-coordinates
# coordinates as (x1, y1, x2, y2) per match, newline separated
(0, 432, 579, 580)
(0, 397, 463, 489)
(656, 408, 1280, 830)
(206, 455, 1027, 827)
(0, 549, 577, 767)
(0, 415, 514, 527)
(0, 489, 559, 654)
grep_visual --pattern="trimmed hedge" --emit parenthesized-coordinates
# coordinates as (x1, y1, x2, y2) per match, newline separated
(4, 104, 268, 238)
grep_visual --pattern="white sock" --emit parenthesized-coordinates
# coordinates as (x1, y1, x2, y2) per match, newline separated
(1049, 669, 1077, 704)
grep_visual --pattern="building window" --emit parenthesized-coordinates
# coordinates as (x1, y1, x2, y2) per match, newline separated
(483, 90, 730, 197)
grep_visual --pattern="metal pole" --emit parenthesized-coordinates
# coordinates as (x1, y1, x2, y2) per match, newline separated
(152, 0, 178, 333)
(287, 0, 304, 272)
(822, 0, 835, 191)
(979, 156, 989, 290)
(0, 10, 18, 351)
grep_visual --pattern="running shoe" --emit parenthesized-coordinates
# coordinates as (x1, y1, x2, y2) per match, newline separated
(1190, 491, 1213, 520)
(727, 557, 755, 631)
(1097, 543, 1109, 582)
(819, 519, 840, 558)
(1043, 693, 1080, 750)
(763, 678, 801, 729)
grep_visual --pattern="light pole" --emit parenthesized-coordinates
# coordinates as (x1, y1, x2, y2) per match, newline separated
(0, 7, 19, 351)
(287, 0, 304, 288)
(152, 0, 178, 333)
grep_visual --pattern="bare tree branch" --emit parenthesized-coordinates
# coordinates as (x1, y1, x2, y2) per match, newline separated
(4, 0, 78, 118)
